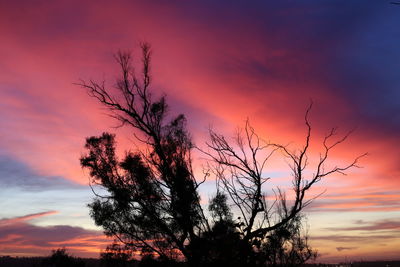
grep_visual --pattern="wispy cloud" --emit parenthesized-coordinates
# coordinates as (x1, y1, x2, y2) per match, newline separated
(311, 234, 398, 243)
(0, 212, 107, 257)
(326, 219, 400, 232)
(306, 190, 400, 213)
(0, 211, 58, 226)
(0, 155, 83, 191)
(336, 247, 358, 252)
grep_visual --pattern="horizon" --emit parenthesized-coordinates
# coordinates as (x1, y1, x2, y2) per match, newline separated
(0, 0, 399, 264)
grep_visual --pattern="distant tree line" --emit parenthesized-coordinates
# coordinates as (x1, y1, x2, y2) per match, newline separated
(3, 249, 396, 267)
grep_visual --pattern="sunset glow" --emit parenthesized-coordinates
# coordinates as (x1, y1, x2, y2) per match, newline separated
(0, 0, 399, 263)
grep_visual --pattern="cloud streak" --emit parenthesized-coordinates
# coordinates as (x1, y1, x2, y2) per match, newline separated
(326, 219, 400, 232)
(0, 212, 107, 257)
(0, 155, 84, 191)
(0, 211, 58, 226)
(336, 247, 358, 252)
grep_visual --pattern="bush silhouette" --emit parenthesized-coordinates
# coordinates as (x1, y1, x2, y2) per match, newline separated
(41, 248, 85, 267)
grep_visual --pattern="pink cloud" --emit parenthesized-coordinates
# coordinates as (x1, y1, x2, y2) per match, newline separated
(0, 211, 58, 226)
(0, 1, 397, 196)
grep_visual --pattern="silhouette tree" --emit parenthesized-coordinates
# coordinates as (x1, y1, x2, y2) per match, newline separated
(204, 116, 365, 266)
(79, 44, 364, 267)
(41, 248, 85, 267)
(100, 242, 134, 267)
(260, 214, 317, 266)
(79, 44, 209, 267)
(204, 111, 365, 260)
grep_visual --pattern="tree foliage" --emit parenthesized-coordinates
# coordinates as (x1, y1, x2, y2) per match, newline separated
(100, 242, 134, 267)
(79, 44, 364, 267)
(41, 248, 85, 267)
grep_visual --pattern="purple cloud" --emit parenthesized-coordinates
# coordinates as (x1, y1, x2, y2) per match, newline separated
(326, 219, 400, 232)
(0, 212, 107, 257)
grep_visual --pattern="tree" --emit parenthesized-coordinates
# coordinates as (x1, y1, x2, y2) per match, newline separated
(79, 44, 364, 267)
(100, 242, 134, 267)
(203, 111, 365, 266)
(41, 248, 85, 267)
(79, 44, 208, 267)
(259, 214, 317, 266)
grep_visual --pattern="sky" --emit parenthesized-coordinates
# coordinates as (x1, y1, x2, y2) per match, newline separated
(0, 0, 399, 263)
